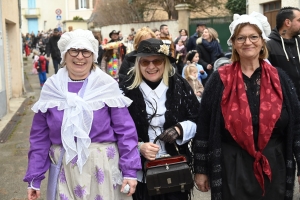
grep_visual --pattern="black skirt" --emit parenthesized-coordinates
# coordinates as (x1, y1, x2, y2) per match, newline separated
(221, 136, 286, 200)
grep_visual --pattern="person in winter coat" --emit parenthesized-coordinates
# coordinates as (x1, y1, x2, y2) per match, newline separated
(196, 27, 223, 85)
(182, 50, 207, 83)
(194, 11, 300, 200)
(46, 28, 61, 74)
(174, 29, 189, 46)
(34, 55, 48, 87)
(267, 6, 300, 100)
(186, 23, 206, 52)
(183, 62, 204, 101)
(119, 38, 200, 200)
(175, 39, 187, 74)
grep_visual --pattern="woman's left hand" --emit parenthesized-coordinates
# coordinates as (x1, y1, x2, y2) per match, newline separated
(158, 126, 180, 143)
(121, 179, 137, 196)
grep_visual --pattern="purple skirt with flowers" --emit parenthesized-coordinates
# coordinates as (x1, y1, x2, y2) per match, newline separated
(49, 143, 132, 200)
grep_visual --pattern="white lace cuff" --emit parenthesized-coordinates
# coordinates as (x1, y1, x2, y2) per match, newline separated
(123, 177, 137, 180)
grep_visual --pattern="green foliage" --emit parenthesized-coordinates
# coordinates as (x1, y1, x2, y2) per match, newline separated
(225, 0, 246, 15)
(73, 16, 84, 20)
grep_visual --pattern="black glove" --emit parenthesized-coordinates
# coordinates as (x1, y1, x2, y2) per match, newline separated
(158, 126, 180, 144)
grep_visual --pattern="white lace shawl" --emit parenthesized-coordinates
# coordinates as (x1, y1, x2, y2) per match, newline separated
(32, 67, 132, 173)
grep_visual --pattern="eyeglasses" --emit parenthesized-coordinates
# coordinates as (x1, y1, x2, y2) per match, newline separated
(139, 58, 165, 67)
(68, 48, 93, 58)
(235, 35, 261, 44)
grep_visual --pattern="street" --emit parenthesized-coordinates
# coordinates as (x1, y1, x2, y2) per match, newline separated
(0, 56, 299, 199)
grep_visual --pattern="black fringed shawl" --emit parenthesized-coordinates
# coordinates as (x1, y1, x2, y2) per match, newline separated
(193, 68, 300, 200)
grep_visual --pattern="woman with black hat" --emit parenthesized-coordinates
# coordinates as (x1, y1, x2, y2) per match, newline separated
(119, 38, 200, 200)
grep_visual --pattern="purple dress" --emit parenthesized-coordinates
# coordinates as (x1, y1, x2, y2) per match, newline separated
(24, 81, 141, 199)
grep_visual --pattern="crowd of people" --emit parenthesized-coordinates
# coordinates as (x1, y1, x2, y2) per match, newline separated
(23, 6, 300, 200)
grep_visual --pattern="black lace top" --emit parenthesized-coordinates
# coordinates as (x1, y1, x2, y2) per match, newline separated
(221, 67, 289, 149)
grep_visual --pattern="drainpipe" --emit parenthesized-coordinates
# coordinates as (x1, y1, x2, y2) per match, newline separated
(18, 0, 25, 93)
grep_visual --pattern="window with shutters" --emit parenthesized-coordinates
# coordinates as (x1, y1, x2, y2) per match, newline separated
(263, 1, 281, 29)
(76, 0, 90, 9)
(81, 0, 87, 8)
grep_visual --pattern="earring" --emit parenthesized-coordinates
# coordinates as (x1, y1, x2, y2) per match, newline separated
(260, 47, 264, 54)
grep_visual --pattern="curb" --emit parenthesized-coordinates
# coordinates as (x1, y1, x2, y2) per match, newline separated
(0, 98, 30, 143)
(0, 60, 33, 143)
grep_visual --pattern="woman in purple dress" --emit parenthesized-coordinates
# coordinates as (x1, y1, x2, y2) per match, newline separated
(24, 29, 141, 200)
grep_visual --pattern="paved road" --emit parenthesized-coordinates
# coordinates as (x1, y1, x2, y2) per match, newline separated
(0, 56, 298, 200)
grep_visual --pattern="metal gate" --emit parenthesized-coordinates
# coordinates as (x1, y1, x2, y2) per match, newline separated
(5, 25, 12, 99)
(189, 16, 232, 52)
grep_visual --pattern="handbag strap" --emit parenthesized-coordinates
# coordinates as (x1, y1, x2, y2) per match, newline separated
(57, 147, 65, 166)
(153, 136, 180, 155)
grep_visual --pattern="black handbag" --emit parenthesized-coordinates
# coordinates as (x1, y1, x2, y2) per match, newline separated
(144, 136, 193, 196)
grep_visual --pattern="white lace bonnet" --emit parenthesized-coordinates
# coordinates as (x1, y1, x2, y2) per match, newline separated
(227, 12, 271, 45)
(58, 29, 99, 64)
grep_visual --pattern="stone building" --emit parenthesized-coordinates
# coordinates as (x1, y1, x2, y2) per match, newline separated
(21, 0, 96, 34)
(247, 0, 300, 29)
(0, 0, 23, 119)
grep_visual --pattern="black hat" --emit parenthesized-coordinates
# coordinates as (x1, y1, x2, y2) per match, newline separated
(196, 23, 206, 27)
(130, 38, 176, 63)
(109, 30, 120, 38)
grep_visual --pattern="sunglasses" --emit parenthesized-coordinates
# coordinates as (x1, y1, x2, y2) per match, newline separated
(139, 58, 165, 67)
(68, 48, 93, 58)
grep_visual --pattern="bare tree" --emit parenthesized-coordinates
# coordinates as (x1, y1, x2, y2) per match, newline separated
(92, 0, 149, 26)
(90, 0, 228, 26)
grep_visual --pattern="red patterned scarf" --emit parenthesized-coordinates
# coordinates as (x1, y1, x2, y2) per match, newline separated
(218, 60, 283, 195)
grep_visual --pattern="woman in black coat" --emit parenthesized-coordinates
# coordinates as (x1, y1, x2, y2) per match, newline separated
(196, 27, 223, 85)
(120, 38, 200, 200)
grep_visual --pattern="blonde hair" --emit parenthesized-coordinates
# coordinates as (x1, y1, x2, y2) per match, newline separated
(183, 62, 198, 79)
(32, 49, 39, 55)
(206, 27, 219, 41)
(133, 27, 156, 50)
(230, 23, 268, 62)
(127, 57, 175, 89)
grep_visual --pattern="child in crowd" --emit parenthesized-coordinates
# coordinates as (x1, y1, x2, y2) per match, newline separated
(183, 61, 204, 102)
(31, 49, 39, 75)
(175, 39, 187, 75)
(182, 50, 207, 83)
(101, 42, 122, 81)
(24, 41, 31, 57)
(34, 54, 47, 88)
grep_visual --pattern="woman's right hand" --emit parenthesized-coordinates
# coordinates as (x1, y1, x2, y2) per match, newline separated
(139, 142, 159, 160)
(27, 188, 41, 200)
(194, 173, 210, 192)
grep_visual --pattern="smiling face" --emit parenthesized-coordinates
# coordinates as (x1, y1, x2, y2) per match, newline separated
(180, 29, 187, 36)
(139, 55, 165, 82)
(202, 29, 211, 41)
(192, 53, 199, 63)
(65, 48, 93, 80)
(232, 25, 263, 61)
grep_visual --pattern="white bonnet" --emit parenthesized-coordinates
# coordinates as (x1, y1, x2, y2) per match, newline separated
(58, 29, 99, 64)
(227, 12, 271, 45)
